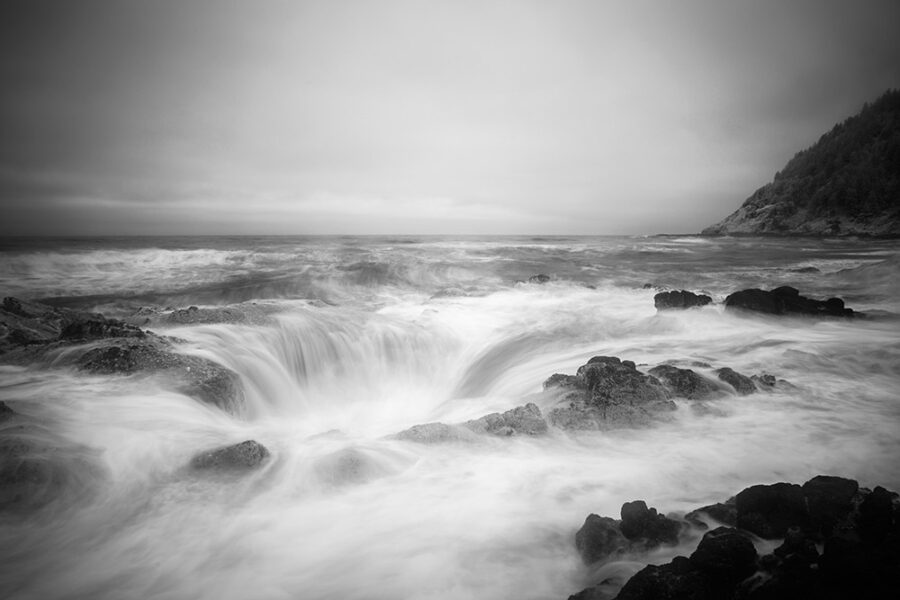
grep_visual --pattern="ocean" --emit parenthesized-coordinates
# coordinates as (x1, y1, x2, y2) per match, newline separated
(1, 235, 899, 599)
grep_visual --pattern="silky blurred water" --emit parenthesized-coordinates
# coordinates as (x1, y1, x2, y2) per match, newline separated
(1, 235, 899, 599)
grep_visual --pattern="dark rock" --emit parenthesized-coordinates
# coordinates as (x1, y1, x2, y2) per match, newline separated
(685, 501, 738, 528)
(547, 357, 675, 431)
(528, 274, 551, 284)
(59, 316, 144, 341)
(543, 373, 583, 391)
(858, 486, 896, 544)
(76, 340, 243, 412)
(575, 514, 628, 565)
(724, 287, 856, 317)
(620, 500, 681, 547)
(578, 357, 670, 405)
(464, 402, 548, 436)
(801, 475, 858, 537)
(773, 527, 819, 565)
(190, 440, 270, 470)
(715, 368, 756, 395)
(0, 401, 13, 420)
(654, 290, 712, 310)
(791, 266, 821, 273)
(735, 483, 809, 538)
(689, 527, 758, 588)
(615, 557, 707, 600)
(648, 365, 723, 400)
(165, 304, 268, 325)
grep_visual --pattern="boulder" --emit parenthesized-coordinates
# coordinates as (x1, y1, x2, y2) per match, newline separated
(620, 500, 682, 547)
(724, 287, 856, 317)
(0, 401, 13, 420)
(528, 274, 551, 284)
(654, 290, 712, 310)
(801, 475, 858, 537)
(685, 501, 738, 529)
(575, 514, 628, 565)
(464, 402, 548, 436)
(546, 357, 675, 430)
(715, 368, 756, 395)
(190, 440, 270, 471)
(614, 556, 707, 600)
(689, 527, 758, 588)
(736, 483, 809, 538)
(648, 365, 723, 400)
(77, 340, 243, 413)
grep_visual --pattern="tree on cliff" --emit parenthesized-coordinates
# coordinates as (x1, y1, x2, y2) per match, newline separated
(703, 89, 900, 236)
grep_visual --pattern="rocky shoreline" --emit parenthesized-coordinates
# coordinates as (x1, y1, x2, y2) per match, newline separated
(1, 288, 889, 597)
(566, 475, 899, 600)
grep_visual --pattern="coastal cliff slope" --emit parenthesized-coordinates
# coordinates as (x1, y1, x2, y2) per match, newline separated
(703, 89, 900, 236)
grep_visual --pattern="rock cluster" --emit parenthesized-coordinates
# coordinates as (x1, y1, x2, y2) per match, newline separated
(567, 475, 900, 600)
(725, 286, 856, 317)
(0, 297, 243, 413)
(392, 402, 547, 443)
(654, 290, 712, 310)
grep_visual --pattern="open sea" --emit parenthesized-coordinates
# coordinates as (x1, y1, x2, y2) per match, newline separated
(1, 234, 899, 599)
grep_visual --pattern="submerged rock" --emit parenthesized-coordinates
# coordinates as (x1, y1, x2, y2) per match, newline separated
(0, 425, 102, 513)
(654, 290, 713, 310)
(391, 422, 478, 444)
(648, 365, 724, 400)
(575, 501, 683, 567)
(528, 274, 551, 284)
(0, 401, 13, 420)
(725, 286, 856, 317)
(190, 440, 270, 471)
(392, 403, 548, 442)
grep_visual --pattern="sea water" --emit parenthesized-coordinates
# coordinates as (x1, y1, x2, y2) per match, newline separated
(0, 235, 899, 599)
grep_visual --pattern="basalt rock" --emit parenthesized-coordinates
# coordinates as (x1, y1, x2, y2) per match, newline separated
(77, 339, 243, 413)
(390, 422, 479, 444)
(648, 365, 724, 400)
(575, 514, 629, 565)
(546, 357, 675, 431)
(735, 482, 809, 539)
(654, 290, 713, 310)
(528, 274, 551, 284)
(0, 401, 13, 421)
(620, 500, 682, 547)
(724, 286, 856, 317)
(190, 440, 270, 471)
(566, 476, 900, 600)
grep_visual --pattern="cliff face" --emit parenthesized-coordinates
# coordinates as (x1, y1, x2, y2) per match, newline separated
(703, 90, 900, 236)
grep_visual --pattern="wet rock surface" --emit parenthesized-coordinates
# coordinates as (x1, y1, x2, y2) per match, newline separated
(566, 475, 900, 600)
(725, 286, 857, 317)
(0, 297, 244, 413)
(546, 356, 675, 431)
(190, 440, 271, 471)
(715, 368, 756, 395)
(465, 402, 548, 436)
(654, 290, 712, 310)
(648, 365, 724, 400)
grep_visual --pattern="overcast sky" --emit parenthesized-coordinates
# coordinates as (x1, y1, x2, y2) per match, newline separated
(2, 0, 899, 236)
